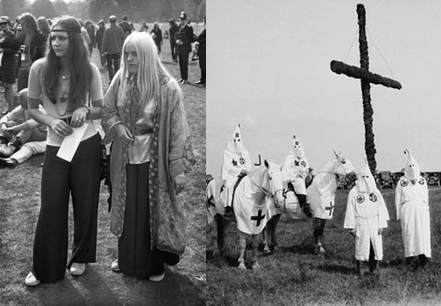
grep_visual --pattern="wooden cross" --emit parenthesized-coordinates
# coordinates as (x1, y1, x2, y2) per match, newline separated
(330, 4, 402, 174)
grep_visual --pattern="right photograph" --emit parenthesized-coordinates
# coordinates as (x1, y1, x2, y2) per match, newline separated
(207, 1, 441, 305)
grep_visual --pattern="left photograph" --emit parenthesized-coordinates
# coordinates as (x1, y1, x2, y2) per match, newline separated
(0, 2, 206, 305)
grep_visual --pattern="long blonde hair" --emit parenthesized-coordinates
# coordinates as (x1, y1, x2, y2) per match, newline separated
(119, 32, 178, 105)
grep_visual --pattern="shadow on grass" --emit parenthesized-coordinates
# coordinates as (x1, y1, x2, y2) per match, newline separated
(316, 263, 355, 275)
(33, 279, 91, 306)
(30, 265, 204, 306)
(121, 266, 205, 306)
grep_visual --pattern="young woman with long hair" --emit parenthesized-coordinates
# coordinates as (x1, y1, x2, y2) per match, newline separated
(101, 32, 194, 281)
(25, 16, 103, 286)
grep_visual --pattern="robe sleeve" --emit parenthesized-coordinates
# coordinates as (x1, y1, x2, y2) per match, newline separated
(422, 179, 429, 207)
(395, 180, 403, 221)
(101, 72, 122, 145)
(343, 188, 356, 229)
(378, 193, 389, 228)
(221, 150, 231, 181)
(168, 80, 194, 179)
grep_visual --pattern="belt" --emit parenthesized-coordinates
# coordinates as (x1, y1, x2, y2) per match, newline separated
(133, 128, 153, 136)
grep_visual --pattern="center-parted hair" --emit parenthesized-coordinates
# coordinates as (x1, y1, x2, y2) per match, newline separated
(43, 16, 91, 111)
(18, 13, 38, 31)
(119, 32, 180, 107)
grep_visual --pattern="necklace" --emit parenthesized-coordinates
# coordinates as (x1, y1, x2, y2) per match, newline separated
(59, 75, 70, 103)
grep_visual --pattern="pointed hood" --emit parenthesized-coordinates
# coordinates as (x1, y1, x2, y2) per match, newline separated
(404, 149, 421, 181)
(290, 135, 309, 172)
(227, 124, 246, 154)
(356, 160, 377, 193)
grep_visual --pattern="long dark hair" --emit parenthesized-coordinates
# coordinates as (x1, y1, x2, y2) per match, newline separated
(43, 16, 91, 111)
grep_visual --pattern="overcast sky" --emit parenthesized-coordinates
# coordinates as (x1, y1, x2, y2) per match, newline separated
(207, 0, 441, 179)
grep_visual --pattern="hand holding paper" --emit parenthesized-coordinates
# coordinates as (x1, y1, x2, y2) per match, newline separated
(57, 123, 88, 162)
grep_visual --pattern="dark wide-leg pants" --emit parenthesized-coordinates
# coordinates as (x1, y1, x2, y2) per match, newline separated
(32, 134, 102, 282)
(118, 162, 165, 278)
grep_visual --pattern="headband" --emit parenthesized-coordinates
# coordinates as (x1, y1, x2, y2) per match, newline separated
(51, 28, 81, 33)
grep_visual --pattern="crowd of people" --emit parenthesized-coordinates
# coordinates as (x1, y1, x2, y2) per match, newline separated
(0, 12, 205, 168)
(0, 11, 200, 287)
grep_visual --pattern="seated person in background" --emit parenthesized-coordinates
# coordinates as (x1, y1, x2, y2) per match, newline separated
(0, 88, 47, 167)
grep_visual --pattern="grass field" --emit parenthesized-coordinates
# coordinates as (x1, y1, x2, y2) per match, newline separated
(207, 186, 441, 306)
(0, 24, 206, 306)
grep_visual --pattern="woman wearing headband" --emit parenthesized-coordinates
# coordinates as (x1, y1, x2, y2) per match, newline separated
(25, 16, 103, 286)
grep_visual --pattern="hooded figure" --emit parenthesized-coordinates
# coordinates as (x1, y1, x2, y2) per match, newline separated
(344, 161, 389, 275)
(220, 125, 252, 207)
(395, 150, 431, 267)
(282, 135, 312, 217)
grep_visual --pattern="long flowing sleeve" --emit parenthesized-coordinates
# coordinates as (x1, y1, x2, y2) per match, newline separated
(343, 188, 356, 229)
(168, 80, 194, 179)
(101, 72, 122, 145)
(378, 193, 390, 228)
(395, 182, 402, 221)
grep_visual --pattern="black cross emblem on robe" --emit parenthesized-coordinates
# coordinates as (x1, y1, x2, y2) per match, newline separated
(232, 159, 238, 166)
(206, 195, 215, 210)
(251, 209, 265, 227)
(325, 202, 334, 216)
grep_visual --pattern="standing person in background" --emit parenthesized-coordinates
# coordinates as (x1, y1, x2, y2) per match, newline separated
(24, 16, 104, 287)
(102, 15, 125, 83)
(78, 20, 91, 46)
(85, 21, 96, 57)
(395, 150, 431, 268)
(119, 15, 135, 38)
(101, 32, 194, 282)
(176, 12, 193, 84)
(150, 22, 162, 54)
(37, 17, 51, 43)
(168, 19, 178, 62)
(16, 13, 46, 92)
(0, 16, 18, 114)
(139, 21, 149, 32)
(95, 20, 106, 69)
(194, 17, 206, 85)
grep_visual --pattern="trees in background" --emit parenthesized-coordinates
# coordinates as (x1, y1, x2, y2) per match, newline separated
(0, 0, 206, 24)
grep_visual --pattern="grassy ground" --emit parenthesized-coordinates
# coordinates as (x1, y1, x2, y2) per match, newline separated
(207, 186, 441, 306)
(0, 24, 206, 306)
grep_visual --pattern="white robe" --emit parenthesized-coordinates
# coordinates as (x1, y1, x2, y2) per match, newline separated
(395, 176, 431, 258)
(344, 188, 389, 261)
(282, 154, 308, 194)
(219, 149, 252, 207)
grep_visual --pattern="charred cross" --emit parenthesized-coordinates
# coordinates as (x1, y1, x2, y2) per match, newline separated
(330, 4, 401, 174)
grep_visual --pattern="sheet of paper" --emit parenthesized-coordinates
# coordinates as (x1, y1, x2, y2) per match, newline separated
(0, 53, 3, 67)
(57, 123, 88, 162)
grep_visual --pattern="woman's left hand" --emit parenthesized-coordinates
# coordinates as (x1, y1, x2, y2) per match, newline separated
(70, 106, 88, 128)
(174, 175, 187, 195)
